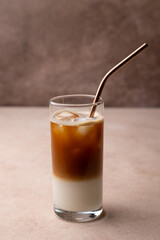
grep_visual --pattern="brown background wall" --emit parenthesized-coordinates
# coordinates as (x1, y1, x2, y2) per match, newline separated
(0, 0, 159, 107)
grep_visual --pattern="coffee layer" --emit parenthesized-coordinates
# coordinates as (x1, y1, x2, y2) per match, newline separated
(50, 119, 103, 181)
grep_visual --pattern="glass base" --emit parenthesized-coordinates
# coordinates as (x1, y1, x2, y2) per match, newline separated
(54, 205, 103, 222)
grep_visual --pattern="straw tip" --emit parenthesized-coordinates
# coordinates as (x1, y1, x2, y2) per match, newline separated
(143, 42, 148, 48)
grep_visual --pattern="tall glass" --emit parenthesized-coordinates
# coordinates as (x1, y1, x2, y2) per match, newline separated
(49, 94, 104, 222)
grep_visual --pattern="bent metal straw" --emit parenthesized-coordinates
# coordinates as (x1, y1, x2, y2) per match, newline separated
(90, 43, 148, 118)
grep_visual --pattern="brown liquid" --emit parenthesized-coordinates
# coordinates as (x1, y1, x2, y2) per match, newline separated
(50, 116, 103, 181)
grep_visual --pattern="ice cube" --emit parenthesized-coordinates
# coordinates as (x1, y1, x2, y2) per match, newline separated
(78, 124, 94, 135)
(74, 117, 87, 122)
(54, 110, 79, 122)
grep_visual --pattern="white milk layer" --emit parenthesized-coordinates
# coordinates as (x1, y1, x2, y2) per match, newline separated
(53, 176, 102, 212)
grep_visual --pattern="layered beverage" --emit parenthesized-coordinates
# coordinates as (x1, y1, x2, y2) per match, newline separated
(50, 109, 103, 213)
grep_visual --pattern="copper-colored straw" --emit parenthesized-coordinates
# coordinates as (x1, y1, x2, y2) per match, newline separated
(90, 43, 148, 118)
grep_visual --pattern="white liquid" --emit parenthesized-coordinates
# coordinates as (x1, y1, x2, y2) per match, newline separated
(53, 176, 102, 212)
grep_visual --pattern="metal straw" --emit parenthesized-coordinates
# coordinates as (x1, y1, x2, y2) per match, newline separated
(89, 43, 148, 118)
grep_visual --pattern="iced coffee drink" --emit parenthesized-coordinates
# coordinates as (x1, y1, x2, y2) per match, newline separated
(50, 95, 104, 222)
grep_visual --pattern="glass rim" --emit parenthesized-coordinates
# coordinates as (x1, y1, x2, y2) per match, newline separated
(49, 94, 104, 107)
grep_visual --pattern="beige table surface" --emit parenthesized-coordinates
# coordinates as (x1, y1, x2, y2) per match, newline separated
(0, 107, 160, 240)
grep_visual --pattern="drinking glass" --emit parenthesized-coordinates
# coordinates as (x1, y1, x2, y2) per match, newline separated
(50, 94, 104, 222)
